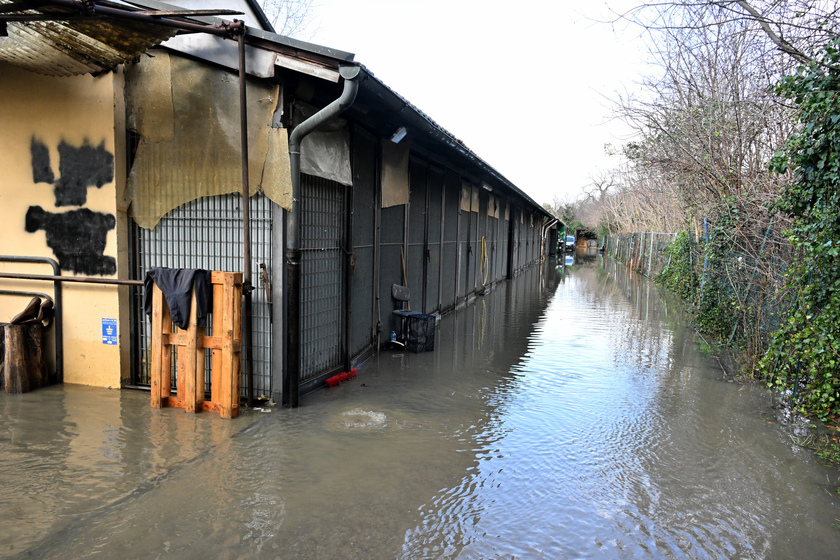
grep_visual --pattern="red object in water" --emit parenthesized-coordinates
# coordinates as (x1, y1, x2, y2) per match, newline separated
(326, 369, 358, 387)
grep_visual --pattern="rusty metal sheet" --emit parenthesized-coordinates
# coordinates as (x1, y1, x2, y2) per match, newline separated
(0, 1, 180, 77)
(262, 126, 292, 211)
(124, 48, 174, 143)
(126, 52, 280, 230)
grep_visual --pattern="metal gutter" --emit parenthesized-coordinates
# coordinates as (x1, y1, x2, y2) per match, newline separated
(285, 64, 362, 408)
(541, 217, 559, 259)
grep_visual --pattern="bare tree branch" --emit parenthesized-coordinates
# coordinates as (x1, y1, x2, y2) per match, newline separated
(731, 0, 814, 65)
(258, 0, 317, 38)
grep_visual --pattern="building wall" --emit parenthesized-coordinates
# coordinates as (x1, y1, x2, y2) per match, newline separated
(0, 63, 123, 388)
(353, 129, 547, 356)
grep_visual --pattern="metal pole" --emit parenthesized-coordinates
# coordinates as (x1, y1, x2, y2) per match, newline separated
(42, 0, 238, 37)
(0, 256, 63, 383)
(238, 26, 254, 408)
(343, 175, 354, 373)
(0, 271, 141, 286)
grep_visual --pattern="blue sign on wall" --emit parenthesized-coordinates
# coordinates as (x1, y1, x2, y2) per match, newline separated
(102, 318, 117, 345)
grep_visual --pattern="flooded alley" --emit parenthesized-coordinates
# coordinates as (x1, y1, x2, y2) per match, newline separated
(2, 255, 839, 559)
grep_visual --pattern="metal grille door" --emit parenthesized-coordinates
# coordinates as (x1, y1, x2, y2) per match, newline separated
(300, 175, 344, 381)
(131, 194, 273, 398)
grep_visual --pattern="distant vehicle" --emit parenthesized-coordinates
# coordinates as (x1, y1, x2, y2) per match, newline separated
(565, 235, 576, 252)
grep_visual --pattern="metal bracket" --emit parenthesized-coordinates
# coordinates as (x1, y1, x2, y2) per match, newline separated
(259, 262, 272, 324)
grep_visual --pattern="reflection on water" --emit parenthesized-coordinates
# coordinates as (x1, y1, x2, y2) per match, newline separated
(2, 258, 839, 559)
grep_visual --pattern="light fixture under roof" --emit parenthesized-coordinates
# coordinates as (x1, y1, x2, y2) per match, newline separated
(390, 126, 407, 143)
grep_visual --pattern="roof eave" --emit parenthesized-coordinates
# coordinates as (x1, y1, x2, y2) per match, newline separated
(355, 65, 550, 217)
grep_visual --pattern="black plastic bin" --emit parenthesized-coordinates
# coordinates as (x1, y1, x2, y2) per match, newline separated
(406, 313, 435, 353)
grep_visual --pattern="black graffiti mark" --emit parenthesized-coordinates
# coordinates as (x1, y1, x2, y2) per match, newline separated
(24, 138, 116, 275)
(54, 140, 114, 206)
(28, 137, 115, 206)
(31, 138, 55, 184)
(25, 206, 116, 276)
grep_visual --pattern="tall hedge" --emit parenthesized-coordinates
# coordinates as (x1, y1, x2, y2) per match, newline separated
(761, 38, 840, 420)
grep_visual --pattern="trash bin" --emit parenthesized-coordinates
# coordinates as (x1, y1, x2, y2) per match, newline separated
(406, 313, 436, 353)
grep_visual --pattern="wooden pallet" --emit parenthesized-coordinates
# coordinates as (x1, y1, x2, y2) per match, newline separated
(150, 271, 242, 418)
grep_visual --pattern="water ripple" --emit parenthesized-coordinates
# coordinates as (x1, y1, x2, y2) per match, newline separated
(3, 261, 839, 559)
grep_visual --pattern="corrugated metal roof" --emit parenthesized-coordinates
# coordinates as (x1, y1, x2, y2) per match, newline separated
(0, 1, 183, 76)
(0, 0, 548, 216)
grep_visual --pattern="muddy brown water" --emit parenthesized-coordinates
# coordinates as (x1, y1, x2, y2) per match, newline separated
(2, 256, 839, 559)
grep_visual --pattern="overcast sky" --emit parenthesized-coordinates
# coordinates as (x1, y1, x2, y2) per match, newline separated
(307, 0, 648, 206)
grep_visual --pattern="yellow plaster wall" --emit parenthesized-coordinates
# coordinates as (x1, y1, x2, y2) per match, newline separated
(0, 63, 123, 388)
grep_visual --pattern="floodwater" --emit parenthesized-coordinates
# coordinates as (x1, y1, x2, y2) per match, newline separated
(2, 254, 840, 559)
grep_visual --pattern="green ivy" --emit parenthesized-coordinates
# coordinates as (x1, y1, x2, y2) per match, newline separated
(695, 272, 735, 341)
(759, 37, 840, 421)
(657, 231, 697, 301)
(657, 220, 737, 342)
(694, 200, 741, 341)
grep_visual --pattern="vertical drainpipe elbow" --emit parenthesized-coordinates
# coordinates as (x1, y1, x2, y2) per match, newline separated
(285, 65, 362, 408)
(541, 218, 559, 258)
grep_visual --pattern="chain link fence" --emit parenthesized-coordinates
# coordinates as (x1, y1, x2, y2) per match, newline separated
(603, 222, 795, 370)
(603, 232, 677, 279)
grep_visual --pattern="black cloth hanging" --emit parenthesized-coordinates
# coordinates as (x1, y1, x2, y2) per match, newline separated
(144, 268, 213, 329)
